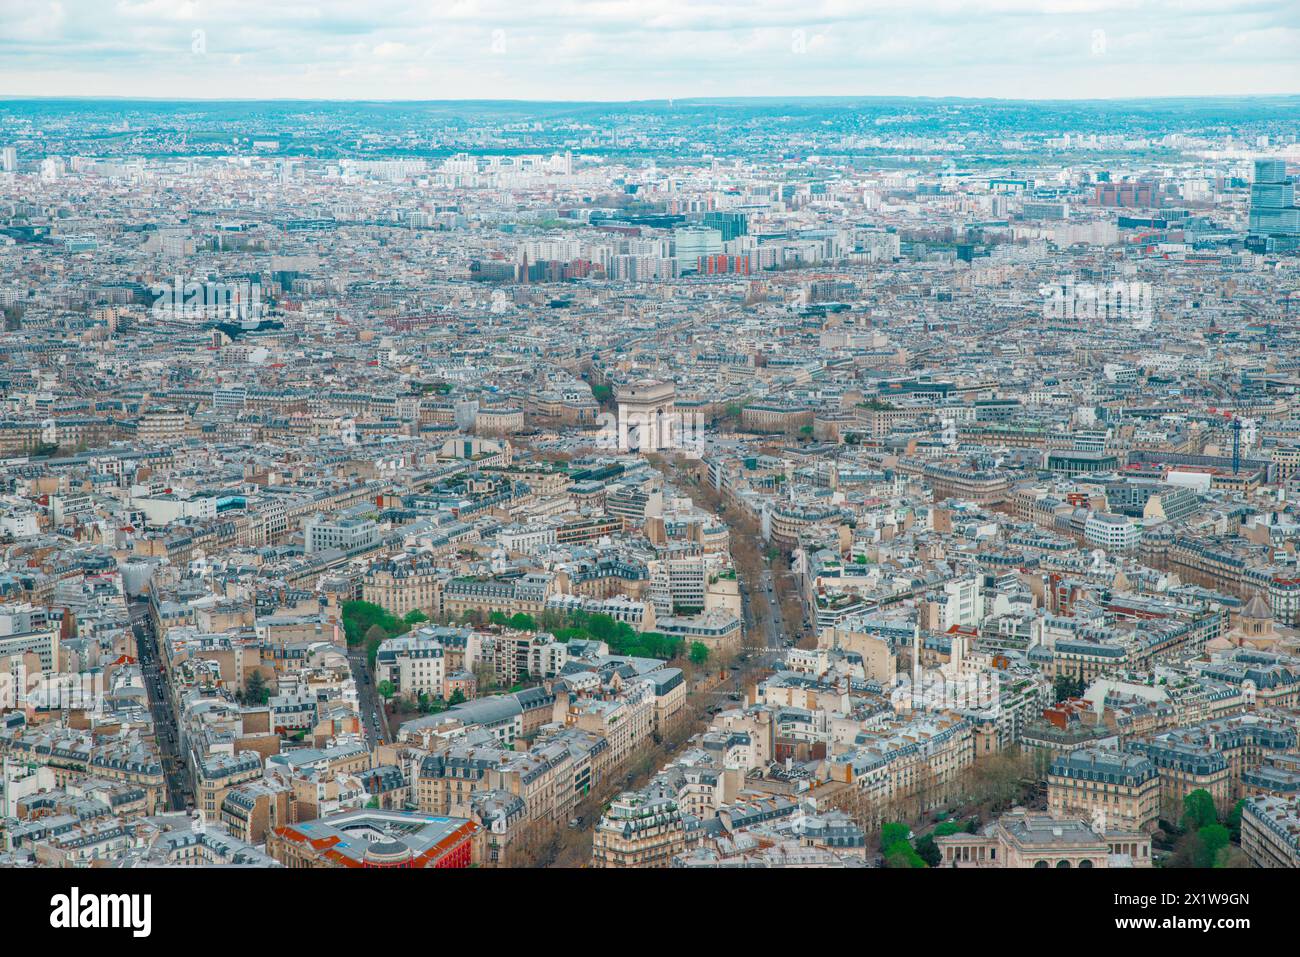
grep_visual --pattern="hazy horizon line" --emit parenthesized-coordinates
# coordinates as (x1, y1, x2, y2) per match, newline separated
(2, 92, 1299, 107)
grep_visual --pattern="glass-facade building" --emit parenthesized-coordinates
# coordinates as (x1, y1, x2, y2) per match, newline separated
(1248, 159, 1300, 253)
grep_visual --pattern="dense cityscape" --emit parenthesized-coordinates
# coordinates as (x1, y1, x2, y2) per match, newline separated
(1, 87, 1299, 883)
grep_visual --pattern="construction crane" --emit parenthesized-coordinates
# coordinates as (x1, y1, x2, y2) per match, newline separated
(1231, 415, 1242, 475)
(1215, 409, 1243, 475)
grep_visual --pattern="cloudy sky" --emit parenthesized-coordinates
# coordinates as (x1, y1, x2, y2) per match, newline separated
(1, 0, 1297, 101)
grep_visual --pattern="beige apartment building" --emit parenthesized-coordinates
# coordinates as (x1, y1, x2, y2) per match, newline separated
(1126, 715, 1297, 822)
(196, 751, 263, 818)
(475, 407, 526, 436)
(741, 403, 814, 435)
(137, 406, 189, 444)
(562, 681, 656, 769)
(1240, 795, 1300, 868)
(1046, 748, 1161, 833)
(825, 713, 975, 827)
(361, 553, 447, 621)
(922, 461, 1012, 506)
(591, 793, 686, 868)
(219, 781, 292, 844)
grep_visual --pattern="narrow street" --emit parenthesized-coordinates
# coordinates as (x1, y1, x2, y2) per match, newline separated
(129, 597, 192, 812)
(538, 454, 806, 866)
(347, 646, 390, 747)
(656, 453, 797, 661)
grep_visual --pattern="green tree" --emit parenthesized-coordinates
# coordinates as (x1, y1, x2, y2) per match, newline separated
(689, 642, 710, 666)
(877, 821, 927, 867)
(1215, 845, 1249, 868)
(448, 688, 466, 706)
(641, 632, 679, 660)
(587, 613, 617, 643)
(1197, 824, 1230, 868)
(244, 670, 270, 705)
(915, 833, 942, 867)
(1052, 674, 1086, 703)
(879, 822, 909, 851)
(1168, 830, 1204, 868)
(342, 600, 401, 646)
(376, 680, 395, 701)
(507, 612, 537, 631)
(364, 624, 388, 670)
(1226, 799, 1246, 843)
(884, 843, 926, 868)
(1182, 789, 1218, 832)
(403, 609, 430, 627)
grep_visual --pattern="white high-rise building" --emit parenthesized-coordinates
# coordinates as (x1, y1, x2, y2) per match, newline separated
(941, 576, 985, 629)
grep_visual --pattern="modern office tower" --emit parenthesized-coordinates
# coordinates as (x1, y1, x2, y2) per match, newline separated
(1256, 159, 1288, 185)
(0, 147, 15, 172)
(672, 226, 723, 271)
(702, 210, 748, 242)
(1091, 181, 1156, 207)
(1021, 200, 1069, 220)
(1248, 158, 1300, 252)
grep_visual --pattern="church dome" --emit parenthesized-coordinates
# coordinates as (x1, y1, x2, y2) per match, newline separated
(1242, 593, 1273, 621)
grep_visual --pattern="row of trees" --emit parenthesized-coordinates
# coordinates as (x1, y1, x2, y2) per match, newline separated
(487, 607, 711, 665)
(879, 819, 980, 868)
(345, 599, 712, 679)
(340, 600, 430, 667)
(657, 453, 798, 651)
(376, 681, 467, 714)
(838, 749, 1034, 835)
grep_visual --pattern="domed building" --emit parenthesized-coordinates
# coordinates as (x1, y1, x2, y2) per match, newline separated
(363, 838, 414, 868)
(1225, 593, 1281, 651)
(268, 809, 479, 868)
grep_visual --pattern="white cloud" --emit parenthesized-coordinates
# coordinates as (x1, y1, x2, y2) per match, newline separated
(3, 0, 67, 42)
(0, 0, 1295, 99)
